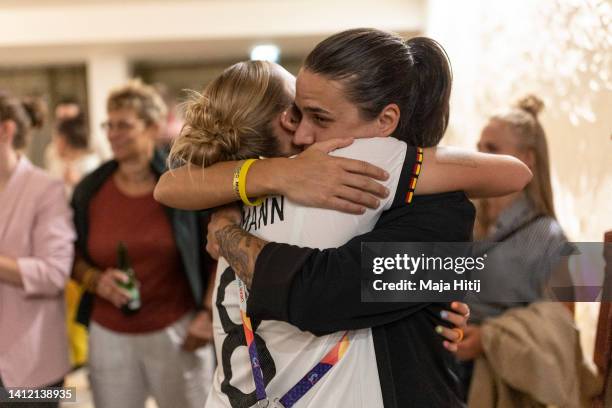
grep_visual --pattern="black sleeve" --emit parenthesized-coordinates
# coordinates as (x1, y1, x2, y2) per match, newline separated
(247, 191, 475, 335)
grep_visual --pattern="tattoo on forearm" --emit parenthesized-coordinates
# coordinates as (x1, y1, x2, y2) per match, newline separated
(215, 224, 268, 288)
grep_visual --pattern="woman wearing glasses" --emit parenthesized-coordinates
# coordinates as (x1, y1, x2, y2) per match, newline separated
(70, 80, 215, 408)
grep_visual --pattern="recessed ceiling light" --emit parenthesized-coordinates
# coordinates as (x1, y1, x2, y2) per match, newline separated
(250, 44, 280, 62)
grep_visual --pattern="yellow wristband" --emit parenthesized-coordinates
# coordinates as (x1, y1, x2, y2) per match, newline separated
(232, 162, 242, 200)
(238, 159, 264, 206)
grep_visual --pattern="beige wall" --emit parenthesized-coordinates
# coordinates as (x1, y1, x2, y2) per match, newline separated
(0, 0, 425, 161)
(0, 0, 425, 65)
(0, 65, 87, 165)
(427, 0, 611, 361)
(427, 0, 611, 243)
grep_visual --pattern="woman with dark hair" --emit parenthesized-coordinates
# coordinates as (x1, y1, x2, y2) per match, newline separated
(298, 30, 452, 148)
(0, 93, 75, 404)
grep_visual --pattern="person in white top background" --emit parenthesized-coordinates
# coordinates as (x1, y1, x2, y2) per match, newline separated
(45, 112, 101, 371)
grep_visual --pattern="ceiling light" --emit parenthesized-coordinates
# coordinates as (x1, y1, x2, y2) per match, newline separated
(250, 44, 280, 62)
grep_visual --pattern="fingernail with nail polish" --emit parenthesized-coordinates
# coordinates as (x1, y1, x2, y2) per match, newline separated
(435, 326, 443, 334)
(440, 311, 448, 319)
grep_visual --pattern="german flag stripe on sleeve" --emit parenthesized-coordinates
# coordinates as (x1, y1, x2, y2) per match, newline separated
(405, 146, 423, 204)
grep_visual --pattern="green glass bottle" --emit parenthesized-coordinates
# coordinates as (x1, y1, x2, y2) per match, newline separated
(116, 241, 141, 315)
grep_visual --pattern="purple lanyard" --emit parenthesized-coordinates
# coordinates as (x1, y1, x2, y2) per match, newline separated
(237, 277, 349, 407)
(237, 279, 267, 403)
(278, 332, 349, 407)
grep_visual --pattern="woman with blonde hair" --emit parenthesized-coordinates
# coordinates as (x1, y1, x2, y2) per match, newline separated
(168, 60, 296, 168)
(70, 80, 215, 408)
(474, 95, 557, 237)
(456, 95, 572, 397)
(0, 92, 75, 404)
(160, 54, 533, 407)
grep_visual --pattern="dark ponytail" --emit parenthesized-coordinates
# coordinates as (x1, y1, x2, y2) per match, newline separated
(304, 28, 452, 146)
(403, 37, 452, 147)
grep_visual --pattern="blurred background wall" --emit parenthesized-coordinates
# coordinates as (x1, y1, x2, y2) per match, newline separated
(0, 0, 425, 162)
(427, 0, 611, 243)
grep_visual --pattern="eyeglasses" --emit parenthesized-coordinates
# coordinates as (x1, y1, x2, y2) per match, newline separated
(100, 120, 141, 133)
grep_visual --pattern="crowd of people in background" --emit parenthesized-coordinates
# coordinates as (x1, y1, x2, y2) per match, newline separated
(0, 27, 608, 408)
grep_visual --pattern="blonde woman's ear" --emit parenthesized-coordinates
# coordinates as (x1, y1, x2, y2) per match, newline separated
(280, 109, 299, 133)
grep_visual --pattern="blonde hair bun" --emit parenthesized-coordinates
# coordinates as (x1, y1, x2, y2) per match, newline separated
(168, 60, 292, 169)
(171, 91, 243, 167)
(516, 94, 544, 118)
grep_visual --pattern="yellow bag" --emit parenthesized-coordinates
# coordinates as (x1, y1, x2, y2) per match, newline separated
(65, 279, 88, 367)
